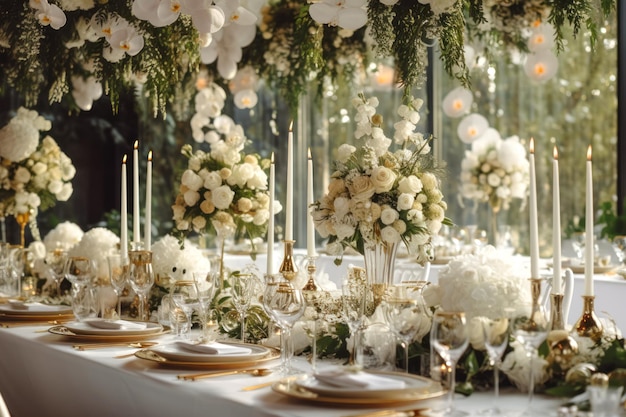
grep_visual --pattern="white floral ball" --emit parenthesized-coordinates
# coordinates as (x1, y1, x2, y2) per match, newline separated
(43, 221, 84, 251)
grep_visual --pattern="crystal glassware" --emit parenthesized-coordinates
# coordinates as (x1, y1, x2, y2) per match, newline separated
(231, 272, 256, 343)
(342, 278, 368, 365)
(510, 301, 549, 414)
(480, 314, 510, 415)
(64, 256, 96, 321)
(193, 270, 218, 341)
(127, 250, 154, 321)
(170, 280, 196, 338)
(107, 254, 128, 317)
(267, 279, 306, 375)
(430, 311, 469, 417)
(382, 284, 428, 372)
(45, 248, 68, 298)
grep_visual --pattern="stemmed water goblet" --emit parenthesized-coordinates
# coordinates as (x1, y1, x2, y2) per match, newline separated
(510, 302, 549, 415)
(430, 311, 469, 417)
(611, 235, 626, 265)
(170, 280, 197, 338)
(480, 314, 511, 415)
(127, 250, 154, 322)
(342, 277, 368, 365)
(193, 270, 218, 341)
(231, 271, 257, 343)
(382, 284, 428, 372)
(45, 248, 68, 298)
(107, 254, 128, 318)
(266, 278, 306, 375)
(64, 256, 97, 321)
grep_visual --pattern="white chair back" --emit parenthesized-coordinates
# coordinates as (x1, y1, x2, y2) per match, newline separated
(0, 392, 11, 417)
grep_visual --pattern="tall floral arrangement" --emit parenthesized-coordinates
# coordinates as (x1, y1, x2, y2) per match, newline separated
(459, 128, 529, 213)
(0, 107, 75, 218)
(312, 94, 449, 262)
(172, 83, 281, 251)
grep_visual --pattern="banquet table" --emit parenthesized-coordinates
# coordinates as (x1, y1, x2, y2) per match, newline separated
(0, 324, 567, 417)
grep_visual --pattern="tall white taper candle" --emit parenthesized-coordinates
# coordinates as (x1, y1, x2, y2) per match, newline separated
(285, 122, 293, 241)
(307, 149, 316, 257)
(121, 155, 128, 257)
(552, 146, 562, 294)
(267, 153, 275, 276)
(529, 138, 540, 278)
(585, 145, 594, 296)
(145, 150, 152, 251)
(133, 140, 140, 244)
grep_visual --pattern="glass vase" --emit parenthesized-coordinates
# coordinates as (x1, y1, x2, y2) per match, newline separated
(363, 241, 398, 306)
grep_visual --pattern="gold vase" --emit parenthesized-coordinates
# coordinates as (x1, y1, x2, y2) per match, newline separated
(15, 211, 30, 248)
(547, 293, 579, 370)
(279, 240, 297, 281)
(574, 295, 603, 342)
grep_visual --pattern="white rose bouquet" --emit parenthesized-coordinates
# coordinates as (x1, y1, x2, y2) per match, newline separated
(173, 95, 281, 252)
(459, 129, 529, 212)
(312, 94, 449, 262)
(0, 107, 75, 217)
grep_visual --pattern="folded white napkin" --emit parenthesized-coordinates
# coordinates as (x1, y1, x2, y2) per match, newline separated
(174, 341, 252, 355)
(84, 319, 147, 330)
(313, 369, 406, 390)
(7, 301, 64, 312)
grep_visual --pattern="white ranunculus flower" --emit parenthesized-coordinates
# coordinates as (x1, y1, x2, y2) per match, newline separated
(380, 207, 399, 225)
(398, 175, 423, 194)
(192, 215, 207, 231)
(14, 166, 31, 183)
(337, 143, 356, 163)
(48, 179, 63, 194)
(181, 169, 203, 191)
(380, 225, 401, 244)
(252, 209, 269, 226)
(183, 189, 200, 206)
(203, 171, 223, 190)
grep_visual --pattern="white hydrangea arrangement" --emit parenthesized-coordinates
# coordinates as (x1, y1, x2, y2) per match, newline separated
(0, 107, 75, 217)
(311, 94, 448, 262)
(459, 128, 529, 212)
(173, 104, 281, 248)
(43, 221, 84, 251)
(150, 234, 211, 281)
(68, 227, 120, 280)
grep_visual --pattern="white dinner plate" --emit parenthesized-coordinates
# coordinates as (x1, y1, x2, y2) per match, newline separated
(150, 342, 271, 363)
(295, 371, 440, 399)
(63, 321, 163, 336)
(0, 303, 73, 316)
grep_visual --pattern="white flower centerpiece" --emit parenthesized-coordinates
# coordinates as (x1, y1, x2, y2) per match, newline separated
(312, 93, 449, 287)
(0, 107, 75, 243)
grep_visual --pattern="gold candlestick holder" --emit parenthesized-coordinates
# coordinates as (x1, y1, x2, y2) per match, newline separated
(302, 256, 318, 291)
(575, 295, 603, 342)
(279, 240, 297, 281)
(547, 293, 579, 371)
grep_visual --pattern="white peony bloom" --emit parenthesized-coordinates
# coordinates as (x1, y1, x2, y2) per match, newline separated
(211, 185, 235, 210)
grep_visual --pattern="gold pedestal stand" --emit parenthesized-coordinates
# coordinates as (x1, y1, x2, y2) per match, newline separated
(302, 256, 318, 291)
(547, 293, 578, 370)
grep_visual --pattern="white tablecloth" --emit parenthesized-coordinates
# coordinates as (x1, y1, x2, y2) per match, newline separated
(0, 325, 565, 417)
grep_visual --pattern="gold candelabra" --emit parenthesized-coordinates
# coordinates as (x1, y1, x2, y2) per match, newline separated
(278, 240, 297, 281)
(575, 295, 603, 342)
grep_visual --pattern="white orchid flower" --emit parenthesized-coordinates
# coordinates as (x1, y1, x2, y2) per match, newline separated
(108, 25, 145, 58)
(309, 0, 368, 31)
(528, 23, 555, 53)
(132, 0, 182, 27)
(234, 89, 258, 109)
(71, 75, 103, 111)
(184, 2, 226, 34)
(34, 0, 67, 30)
(200, 24, 256, 80)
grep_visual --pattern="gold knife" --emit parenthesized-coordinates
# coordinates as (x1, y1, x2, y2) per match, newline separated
(340, 409, 426, 417)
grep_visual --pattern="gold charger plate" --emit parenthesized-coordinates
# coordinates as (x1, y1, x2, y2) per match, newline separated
(134, 346, 279, 369)
(272, 375, 444, 407)
(48, 325, 168, 342)
(0, 312, 74, 322)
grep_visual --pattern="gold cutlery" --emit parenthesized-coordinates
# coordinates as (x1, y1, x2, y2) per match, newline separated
(341, 409, 426, 417)
(73, 341, 159, 351)
(178, 368, 272, 381)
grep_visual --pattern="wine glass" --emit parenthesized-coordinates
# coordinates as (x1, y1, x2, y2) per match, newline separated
(267, 279, 306, 375)
(571, 232, 586, 264)
(342, 278, 368, 365)
(107, 254, 128, 317)
(170, 280, 197, 339)
(231, 272, 256, 343)
(611, 235, 626, 265)
(430, 311, 469, 417)
(480, 314, 510, 415)
(64, 256, 96, 321)
(193, 270, 218, 341)
(510, 303, 549, 414)
(44, 249, 68, 298)
(127, 250, 154, 321)
(382, 284, 428, 372)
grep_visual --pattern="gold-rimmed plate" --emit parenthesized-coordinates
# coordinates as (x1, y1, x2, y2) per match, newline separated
(63, 321, 162, 336)
(272, 376, 444, 407)
(150, 342, 271, 363)
(48, 325, 168, 342)
(295, 371, 441, 399)
(134, 346, 279, 369)
(0, 303, 73, 320)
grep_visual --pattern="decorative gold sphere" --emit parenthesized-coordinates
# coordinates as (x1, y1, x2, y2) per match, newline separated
(590, 372, 609, 387)
(547, 329, 579, 369)
(565, 363, 597, 386)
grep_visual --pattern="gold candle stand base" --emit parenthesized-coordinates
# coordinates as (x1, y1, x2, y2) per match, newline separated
(302, 256, 318, 291)
(547, 293, 579, 370)
(574, 295, 603, 342)
(279, 240, 297, 281)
